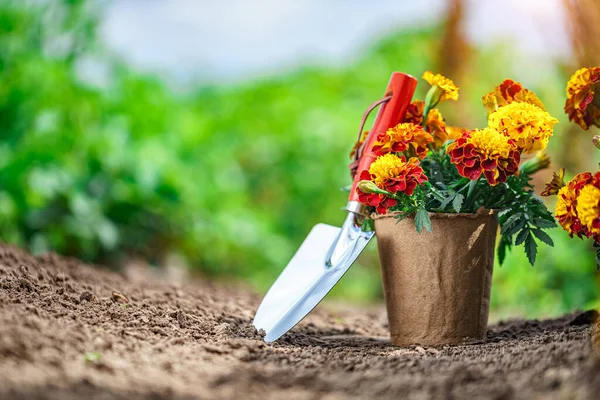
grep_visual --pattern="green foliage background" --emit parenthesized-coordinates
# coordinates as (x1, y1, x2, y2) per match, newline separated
(1, 0, 598, 319)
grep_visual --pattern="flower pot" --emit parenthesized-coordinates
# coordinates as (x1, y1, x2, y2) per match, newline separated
(373, 211, 498, 346)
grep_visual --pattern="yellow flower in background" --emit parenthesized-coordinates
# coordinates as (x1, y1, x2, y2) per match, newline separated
(488, 102, 558, 154)
(565, 67, 600, 130)
(482, 79, 545, 115)
(576, 184, 600, 236)
(422, 71, 459, 102)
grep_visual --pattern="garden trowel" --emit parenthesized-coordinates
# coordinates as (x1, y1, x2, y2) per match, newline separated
(253, 72, 418, 342)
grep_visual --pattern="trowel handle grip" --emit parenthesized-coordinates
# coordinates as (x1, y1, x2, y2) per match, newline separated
(348, 72, 418, 203)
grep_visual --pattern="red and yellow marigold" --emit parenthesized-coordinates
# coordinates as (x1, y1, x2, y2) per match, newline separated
(372, 122, 433, 159)
(576, 178, 600, 240)
(555, 172, 594, 238)
(403, 100, 448, 148)
(564, 67, 600, 130)
(482, 79, 546, 115)
(447, 127, 520, 185)
(488, 102, 558, 154)
(357, 154, 428, 214)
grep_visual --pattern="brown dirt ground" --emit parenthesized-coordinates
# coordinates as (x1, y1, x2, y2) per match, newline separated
(0, 243, 599, 400)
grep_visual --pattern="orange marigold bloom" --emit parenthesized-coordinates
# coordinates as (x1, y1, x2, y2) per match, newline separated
(447, 127, 520, 185)
(482, 79, 546, 115)
(564, 67, 600, 130)
(357, 154, 428, 214)
(372, 122, 433, 159)
(403, 100, 448, 148)
(555, 172, 595, 238)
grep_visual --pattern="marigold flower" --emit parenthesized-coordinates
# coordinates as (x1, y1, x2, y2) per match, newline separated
(350, 130, 369, 159)
(541, 168, 566, 196)
(372, 122, 433, 159)
(422, 71, 459, 102)
(357, 154, 428, 214)
(482, 79, 546, 115)
(403, 100, 448, 148)
(564, 67, 600, 130)
(447, 127, 520, 185)
(576, 183, 600, 238)
(555, 172, 594, 238)
(488, 102, 558, 154)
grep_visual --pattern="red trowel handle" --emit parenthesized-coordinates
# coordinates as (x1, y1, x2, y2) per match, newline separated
(348, 72, 418, 204)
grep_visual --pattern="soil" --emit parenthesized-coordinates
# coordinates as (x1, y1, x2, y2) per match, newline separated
(0, 243, 598, 400)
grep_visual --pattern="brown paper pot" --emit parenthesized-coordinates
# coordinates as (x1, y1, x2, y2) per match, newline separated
(374, 211, 498, 346)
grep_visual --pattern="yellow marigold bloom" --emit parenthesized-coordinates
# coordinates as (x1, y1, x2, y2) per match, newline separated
(373, 122, 433, 159)
(368, 153, 408, 187)
(467, 127, 515, 159)
(564, 67, 600, 130)
(422, 71, 459, 102)
(482, 79, 545, 115)
(576, 184, 600, 236)
(488, 102, 558, 154)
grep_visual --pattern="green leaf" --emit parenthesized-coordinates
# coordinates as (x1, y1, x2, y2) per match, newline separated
(515, 228, 529, 246)
(452, 194, 464, 213)
(414, 208, 432, 234)
(503, 220, 526, 237)
(524, 233, 538, 266)
(439, 194, 454, 210)
(361, 218, 374, 232)
(533, 218, 556, 229)
(596, 247, 600, 271)
(467, 179, 477, 198)
(532, 229, 554, 246)
(497, 236, 510, 265)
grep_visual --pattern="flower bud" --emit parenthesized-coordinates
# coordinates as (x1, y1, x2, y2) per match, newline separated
(520, 151, 551, 175)
(357, 180, 380, 194)
(593, 135, 600, 150)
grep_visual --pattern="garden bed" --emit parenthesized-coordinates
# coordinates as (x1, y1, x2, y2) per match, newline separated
(0, 243, 597, 399)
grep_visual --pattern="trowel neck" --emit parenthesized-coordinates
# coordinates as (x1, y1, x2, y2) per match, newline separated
(346, 201, 364, 215)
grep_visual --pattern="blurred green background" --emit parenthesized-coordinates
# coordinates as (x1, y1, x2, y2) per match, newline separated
(1, 0, 599, 319)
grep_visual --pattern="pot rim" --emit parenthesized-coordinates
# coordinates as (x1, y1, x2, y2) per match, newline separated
(371, 208, 496, 221)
